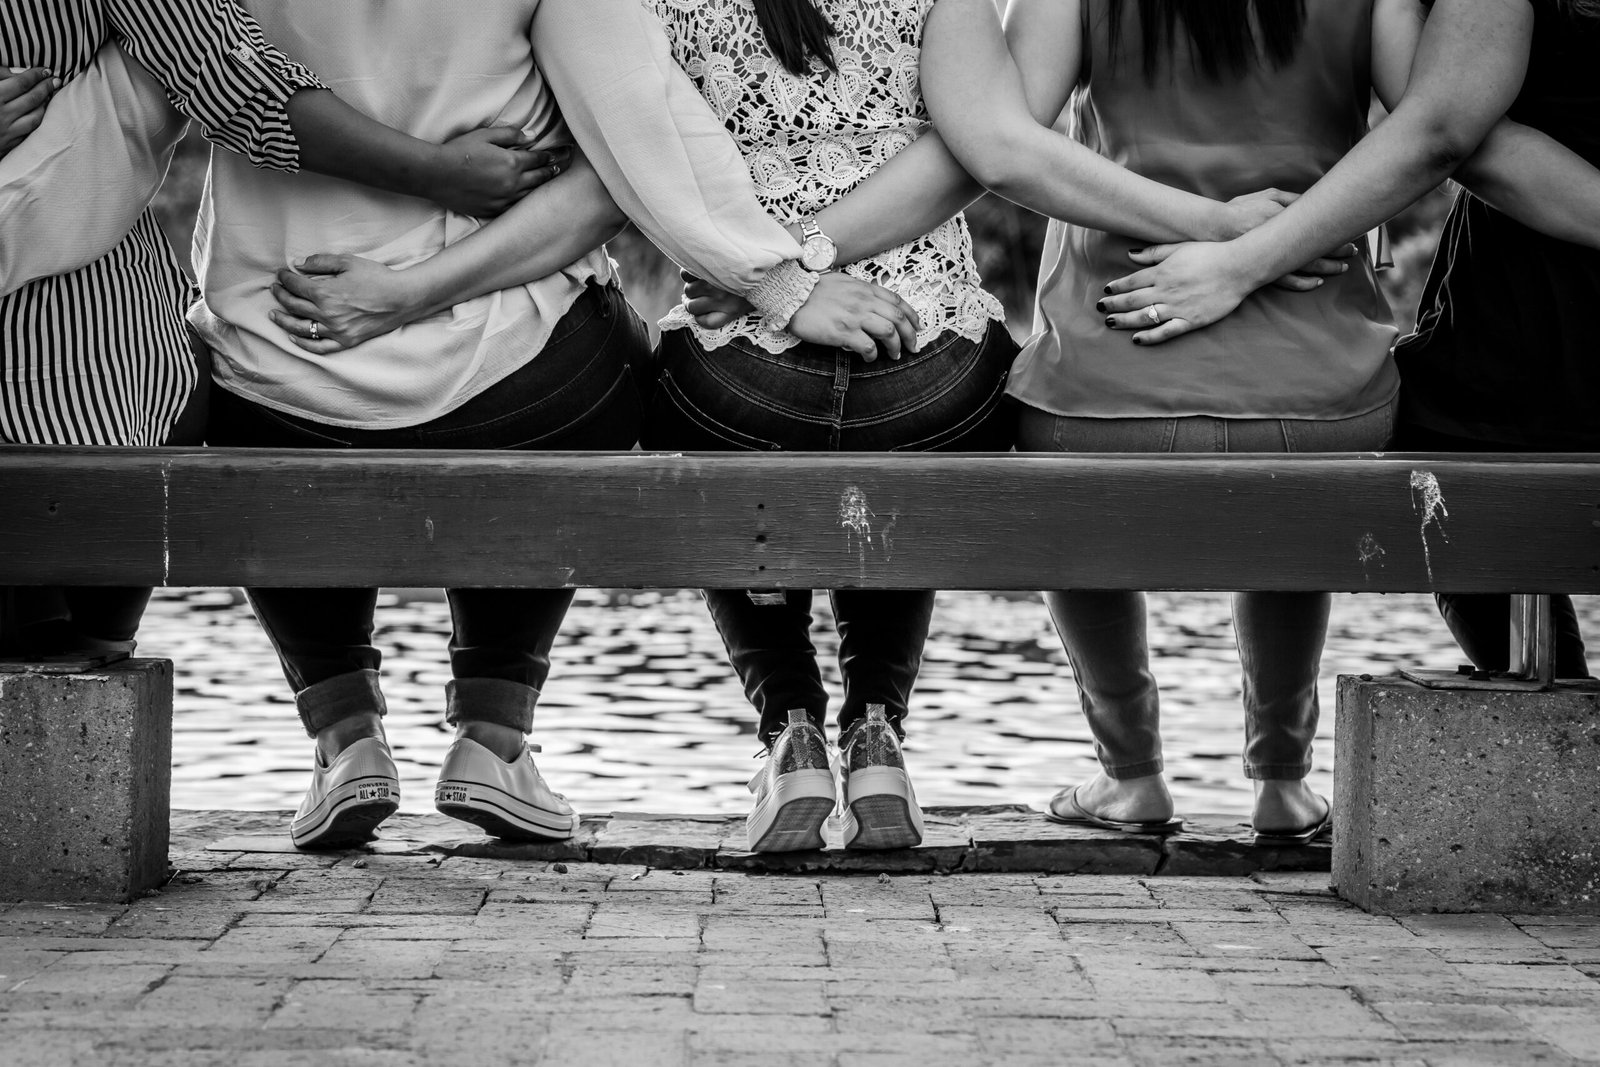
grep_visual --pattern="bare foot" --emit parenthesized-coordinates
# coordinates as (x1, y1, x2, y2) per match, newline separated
(1067, 771, 1176, 824)
(1253, 779, 1329, 835)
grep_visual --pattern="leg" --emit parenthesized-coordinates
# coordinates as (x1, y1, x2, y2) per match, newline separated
(830, 589, 934, 739)
(1042, 590, 1176, 825)
(1435, 593, 1591, 679)
(443, 588, 574, 760)
(702, 588, 828, 749)
(1232, 590, 1333, 836)
(245, 587, 385, 752)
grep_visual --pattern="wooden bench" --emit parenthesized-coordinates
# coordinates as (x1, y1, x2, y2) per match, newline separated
(2, 447, 1597, 908)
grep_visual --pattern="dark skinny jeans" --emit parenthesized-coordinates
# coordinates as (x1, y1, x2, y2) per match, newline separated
(205, 282, 651, 735)
(642, 319, 1017, 747)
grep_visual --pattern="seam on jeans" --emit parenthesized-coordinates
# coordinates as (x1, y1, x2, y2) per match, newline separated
(229, 397, 360, 447)
(848, 329, 967, 377)
(655, 370, 784, 450)
(540, 283, 605, 349)
(842, 328, 1009, 430)
(1161, 418, 1177, 453)
(1279, 419, 1295, 453)
(889, 366, 1011, 452)
(501, 366, 633, 450)
(684, 339, 840, 422)
(417, 311, 627, 444)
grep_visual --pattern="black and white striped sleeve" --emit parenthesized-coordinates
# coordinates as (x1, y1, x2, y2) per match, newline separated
(105, 0, 325, 170)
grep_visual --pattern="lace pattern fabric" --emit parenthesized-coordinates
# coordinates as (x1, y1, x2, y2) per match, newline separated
(649, 0, 1004, 352)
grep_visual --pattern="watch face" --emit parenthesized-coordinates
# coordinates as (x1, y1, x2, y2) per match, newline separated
(800, 234, 836, 272)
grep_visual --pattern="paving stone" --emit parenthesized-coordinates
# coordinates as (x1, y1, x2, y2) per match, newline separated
(1172, 920, 1321, 961)
(1056, 921, 1195, 955)
(1160, 819, 1330, 878)
(1372, 1001, 1529, 1041)
(1511, 1006, 1600, 1060)
(1120, 1035, 1279, 1067)
(1076, 960, 1228, 1003)
(589, 815, 724, 868)
(962, 813, 1160, 874)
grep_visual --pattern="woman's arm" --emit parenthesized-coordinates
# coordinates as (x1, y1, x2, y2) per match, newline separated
(921, 0, 1288, 243)
(107, 0, 548, 216)
(1454, 121, 1600, 248)
(265, 151, 626, 352)
(531, 0, 921, 358)
(1098, 0, 1536, 343)
(0, 67, 55, 158)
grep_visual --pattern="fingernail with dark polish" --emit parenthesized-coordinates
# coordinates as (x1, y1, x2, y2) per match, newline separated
(1102, 284, 1113, 294)
(1095, 300, 1107, 313)
(1132, 336, 1144, 345)
(1129, 247, 1145, 255)
(1105, 316, 1116, 327)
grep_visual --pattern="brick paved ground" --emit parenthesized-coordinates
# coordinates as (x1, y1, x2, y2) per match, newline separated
(2, 813, 1598, 1066)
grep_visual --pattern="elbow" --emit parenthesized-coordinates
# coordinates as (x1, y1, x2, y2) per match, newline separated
(952, 130, 1032, 199)
(1408, 108, 1490, 181)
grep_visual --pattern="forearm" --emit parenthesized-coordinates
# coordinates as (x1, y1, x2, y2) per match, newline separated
(284, 89, 449, 199)
(391, 156, 626, 319)
(531, 0, 799, 296)
(1223, 0, 1534, 291)
(811, 130, 984, 264)
(1454, 119, 1600, 249)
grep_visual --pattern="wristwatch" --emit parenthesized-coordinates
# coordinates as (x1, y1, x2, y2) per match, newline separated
(798, 215, 837, 273)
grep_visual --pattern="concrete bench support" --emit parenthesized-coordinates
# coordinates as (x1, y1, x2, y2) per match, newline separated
(0, 659, 172, 902)
(1334, 674, 1600, 914)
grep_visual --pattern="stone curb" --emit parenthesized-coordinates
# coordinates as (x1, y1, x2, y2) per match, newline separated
(182, 807, 1329, 876)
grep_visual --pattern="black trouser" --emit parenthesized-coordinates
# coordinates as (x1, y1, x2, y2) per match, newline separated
(206, 282, 652, 734)
(1395, 422, 1591, 678)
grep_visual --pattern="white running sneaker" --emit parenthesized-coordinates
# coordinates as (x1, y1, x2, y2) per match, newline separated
(832, 705, 924, 850)
(290, 736, 401, 850)
(434, 737, 580, 842)
(747, 708, 836, 853)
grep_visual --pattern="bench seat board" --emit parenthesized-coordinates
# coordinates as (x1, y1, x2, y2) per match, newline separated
(2, 447, 1596, 592)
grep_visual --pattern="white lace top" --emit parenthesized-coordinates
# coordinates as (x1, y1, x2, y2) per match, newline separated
(649, 0, 1004, 352)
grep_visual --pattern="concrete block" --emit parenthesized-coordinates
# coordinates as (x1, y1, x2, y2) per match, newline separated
(0, 659, 172, 902)
(1334, 675, 1600, 914)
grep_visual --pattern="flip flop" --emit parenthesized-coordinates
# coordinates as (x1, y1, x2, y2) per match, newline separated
(1253, 799, 1333, 848)
(1042, 785, 1184, 835)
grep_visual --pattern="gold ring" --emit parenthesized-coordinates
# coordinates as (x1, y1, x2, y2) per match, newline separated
(1144, 305, 1161, 326)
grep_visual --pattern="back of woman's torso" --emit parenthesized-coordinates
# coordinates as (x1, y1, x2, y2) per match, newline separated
(1013, 0, 1398, 421)
(193, 1, 612, 430)
(649, 0, 1002, 352)
(1396, 0, 1600, 447)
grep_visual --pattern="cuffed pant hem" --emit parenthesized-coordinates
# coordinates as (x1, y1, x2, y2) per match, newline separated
(1102, 758, 1164, 780)
(297, 669, 386, 737)
(1244, 763, 1311, 781)
(446, 678, 538, 732)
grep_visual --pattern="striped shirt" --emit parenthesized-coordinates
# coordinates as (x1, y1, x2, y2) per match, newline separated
(0, 0, 323, 446)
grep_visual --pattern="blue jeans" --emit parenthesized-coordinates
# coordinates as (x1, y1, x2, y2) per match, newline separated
(206, 281, 651, 735)
(643, 321, 1017, 745)
(1015, 399, 1397, 781)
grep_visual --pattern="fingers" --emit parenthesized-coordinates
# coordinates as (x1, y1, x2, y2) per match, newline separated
(1329, 242, 1360, 260)
(683, 295, 727, 317)
(266, 310, 341, 353)
(477, 125, 524, 148)
(0, 67, 53, 104)
(1130, 318, 1198, 346)
(692, 311, 738, 329)
(273, 270, 321, 304)
(293, 253, 350, 277)
(1125, 244, 1179, 267)
(1268, 274, 1326, 293)
(1102, 299, 1166, 332)
(858, 311, 905, 362)
(1102, 268, 1156, 297)
(1262, 188, 1298, 207)
(1097, 285, 1156, 315)
(269, 283, 321, 320)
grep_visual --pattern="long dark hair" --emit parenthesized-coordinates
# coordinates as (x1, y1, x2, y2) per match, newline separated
(1108, 0, 1308, 83)
(755, 0, 838, 76)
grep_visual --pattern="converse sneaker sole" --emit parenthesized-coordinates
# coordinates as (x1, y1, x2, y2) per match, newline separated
(435, 780, 579, 842)
(291, 776, 399, 850)
(841, 766, 924, 850)
(748, 768, 835, 852)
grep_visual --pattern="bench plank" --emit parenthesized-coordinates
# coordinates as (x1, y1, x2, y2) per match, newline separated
(2, 447, 1596, 592)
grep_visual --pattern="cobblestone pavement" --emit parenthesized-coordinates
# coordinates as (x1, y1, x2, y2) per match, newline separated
(2, 816, 1598, 1066)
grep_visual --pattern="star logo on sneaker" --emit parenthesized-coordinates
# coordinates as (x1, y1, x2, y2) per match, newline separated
(436, 785, 470, 804)
(357, 783, 394, 801)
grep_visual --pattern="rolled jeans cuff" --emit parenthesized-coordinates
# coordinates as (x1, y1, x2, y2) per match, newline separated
(1102, 757, 1164, 780)
(446, 678, 538, 733)
(1244, 762, 1311, 782)
(296, 668, 386, 737)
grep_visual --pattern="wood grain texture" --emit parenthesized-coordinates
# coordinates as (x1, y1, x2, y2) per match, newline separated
(2, 447, 1597, 592)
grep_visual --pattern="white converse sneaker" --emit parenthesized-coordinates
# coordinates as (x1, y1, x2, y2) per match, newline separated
(746, 709, 836, 852)
(434, 737, 580, 842)
(290, 736, 400, 850)
(832, 705, 924, 850)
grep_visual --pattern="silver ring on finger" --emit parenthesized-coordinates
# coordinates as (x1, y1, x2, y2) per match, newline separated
(308, 321, 320, 340)
(551, 163, 561, 178)
(1143, 304, 1161, 326)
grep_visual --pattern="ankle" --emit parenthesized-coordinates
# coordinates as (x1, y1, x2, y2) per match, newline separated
(457, 720, 525, 763)
(314, 712, 384, 762)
